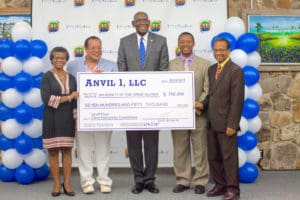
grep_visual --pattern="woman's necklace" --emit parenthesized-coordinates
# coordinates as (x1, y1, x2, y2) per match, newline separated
(58, 74, 66, 81)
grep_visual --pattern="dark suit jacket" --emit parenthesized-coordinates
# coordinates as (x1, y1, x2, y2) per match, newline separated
(204, 59, 244, 132)
(117, 31, 169, 71)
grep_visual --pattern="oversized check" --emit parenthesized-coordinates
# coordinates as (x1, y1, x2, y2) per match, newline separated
(77, 72, 195, 131)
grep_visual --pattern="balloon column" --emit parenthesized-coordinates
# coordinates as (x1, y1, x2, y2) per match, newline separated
(211, 17, 261, 183)
(0, 21, 49, 184)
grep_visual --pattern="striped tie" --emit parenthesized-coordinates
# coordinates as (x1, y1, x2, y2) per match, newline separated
(139, 37, 146, 69)
(215, 65, 222, 80)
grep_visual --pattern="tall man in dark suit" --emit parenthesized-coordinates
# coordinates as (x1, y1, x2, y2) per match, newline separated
(198, 38, 244, 200)
(117, 11, 169, 194)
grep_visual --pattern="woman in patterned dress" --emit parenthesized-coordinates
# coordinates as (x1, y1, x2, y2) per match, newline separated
(40, 47, 78, 197)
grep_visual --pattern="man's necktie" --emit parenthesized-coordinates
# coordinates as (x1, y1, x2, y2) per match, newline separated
(215, 65, 222, 80)
(139, 37, 146, 69)
(184, 59, 189, 71)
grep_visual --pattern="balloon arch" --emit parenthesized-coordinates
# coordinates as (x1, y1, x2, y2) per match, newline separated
(0, 22, 49, 184)
(212, 17, 261, 183)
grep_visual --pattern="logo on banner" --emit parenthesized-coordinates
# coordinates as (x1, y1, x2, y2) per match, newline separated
(74, 46, 84, 57)
(200, 20, 211, 32)
(175, 0, 185, 6)
(99, 21, 110, 32)
(102, 49, 118, 57)
(175, 46, 181, 57)
(48, 21, 59, 32)
(150, 20, 161, 32)
(125, 0, 135, 6)
(74, 0, 85, 6)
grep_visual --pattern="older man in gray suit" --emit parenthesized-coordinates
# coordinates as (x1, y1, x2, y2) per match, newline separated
(117, 11, 169, 194)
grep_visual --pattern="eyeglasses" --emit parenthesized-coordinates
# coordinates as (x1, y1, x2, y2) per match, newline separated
(87, 46, 102, 51)
(53, 57, 66, 60)
(134, 18, 149, 23)
(213, 49, 228, 53)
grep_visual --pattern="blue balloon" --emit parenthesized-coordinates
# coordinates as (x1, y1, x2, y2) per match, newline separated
(14, 39, 32, 61)
(239, 162, 259, 183)
(243, 66, 260, 86)
(33, 105, 44, 120)
(33, 72, 44, 88)
(211, 32, 236, 51)
(31, 40, 48, 58)
(14, 133, 33, 155)
(0, 72, 13, 91)
(15, 164, 35, 185)
(0, 134, 14, 150)
(13, 71, 33, 93)
(238, 131, 258, 151)
(0, 164, 15, 182)
(14, 103, 33, 124)
(237, 33, 260, 53)
(0, 39, 14, 59)
(218, 32, 236, 50)
(35, 164, 50, 181)
(242, 98, 260, 119)
(33, 136, 43, 149)
(0, 102, 13, 121)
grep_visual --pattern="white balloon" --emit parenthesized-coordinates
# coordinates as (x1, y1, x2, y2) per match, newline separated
(23, 57, 44, 76)
(248, 83, 262, 101)
(248, 116, 262, 133)
(238, 148, 247, 167)
(2, 149, 24, 169)
(238, 116, 248, 136)
(11, 21, 32, 42)
(1, 119, 24, 139)
(2, 88, 23, 108)
(1, 56, 23, 77)
(23, 119, 42, 138)
(244, 86, 249, 100)
(23, 88, 43, 108)
(230, 49, 248, 68)
(246, 147, 261, 164)
(24, 148, 47, 168)
(224, 17, 246, 39)
(247, 51, 261, 68)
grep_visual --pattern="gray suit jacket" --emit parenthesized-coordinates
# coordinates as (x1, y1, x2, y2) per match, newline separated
(117, 32, 169, 71)
(204, 59, 244, 132)
(168, 55, 210, 126)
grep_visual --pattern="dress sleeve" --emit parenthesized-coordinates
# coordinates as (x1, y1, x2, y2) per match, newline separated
(40, 73, 61, 109)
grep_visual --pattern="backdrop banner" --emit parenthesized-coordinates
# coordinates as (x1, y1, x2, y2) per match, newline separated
(32, 0, 227, 167)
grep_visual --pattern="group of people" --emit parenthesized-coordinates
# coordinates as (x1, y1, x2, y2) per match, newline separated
(40, 11, 244, 200)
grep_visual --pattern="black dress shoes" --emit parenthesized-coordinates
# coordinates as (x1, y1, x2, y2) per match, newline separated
(145, 183, 159, 193)
(62, 183, 75, 196)
(51, 191, 60, 197)
(131, 183, 144, 194)
(223, 191, 240, 200)
(172, 184, 190, 193)
(206, 185, 226, 197)
(194, 185, 205, 194)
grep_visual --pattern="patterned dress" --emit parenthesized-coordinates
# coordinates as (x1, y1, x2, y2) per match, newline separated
(40, 71, 77, 149)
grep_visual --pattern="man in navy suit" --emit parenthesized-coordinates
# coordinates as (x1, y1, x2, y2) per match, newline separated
(117, 11, 169, 194)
